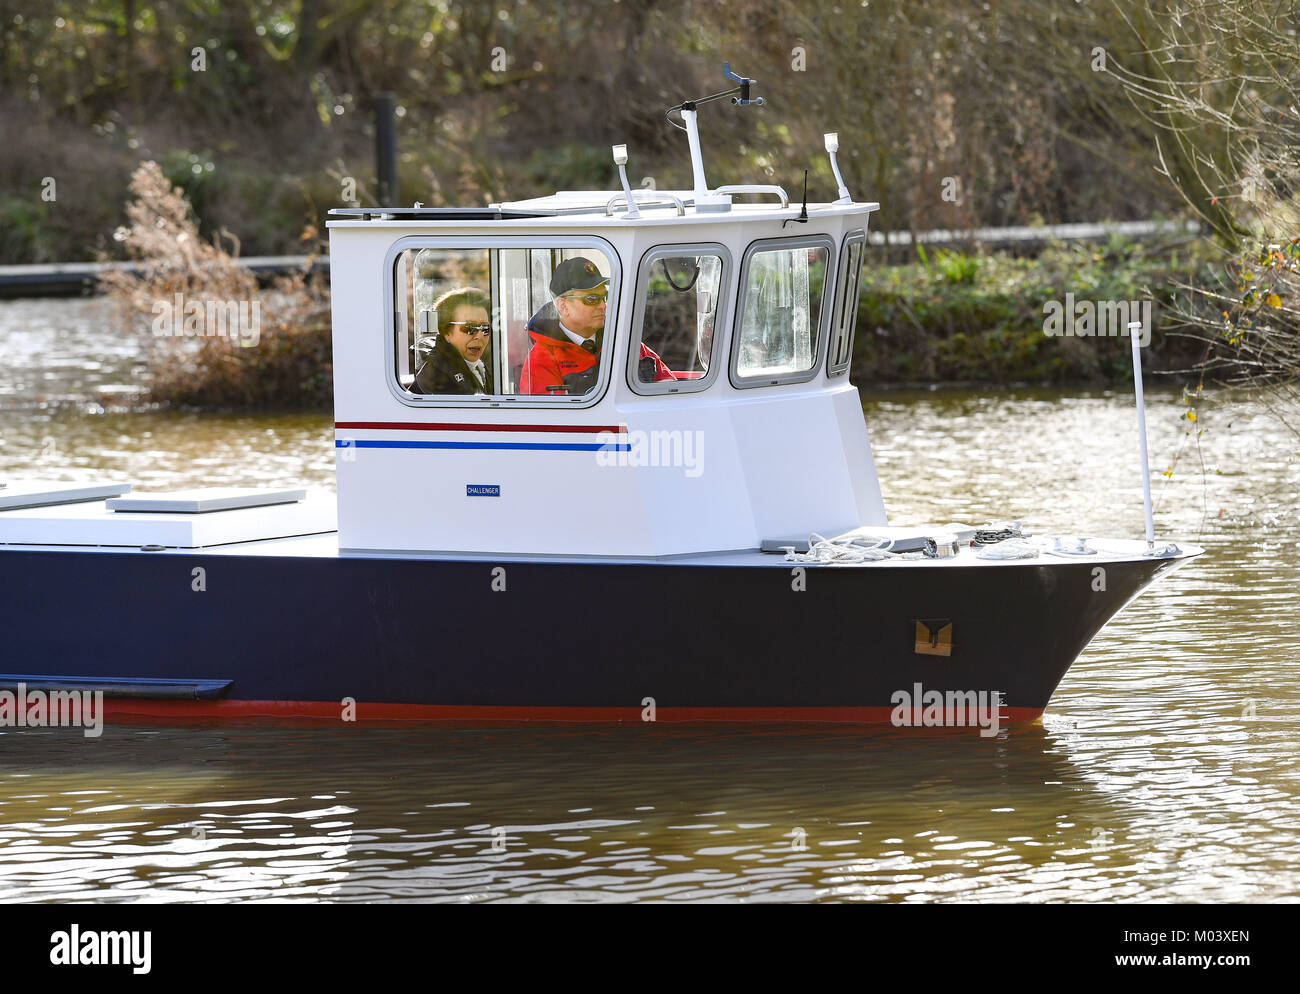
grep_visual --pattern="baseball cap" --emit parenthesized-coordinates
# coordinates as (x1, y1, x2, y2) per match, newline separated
(550, 257, 609, 297)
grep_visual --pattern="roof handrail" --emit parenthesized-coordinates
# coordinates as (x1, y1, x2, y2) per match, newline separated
(605, 192, 686, 217)
(714, 185, 790, 208)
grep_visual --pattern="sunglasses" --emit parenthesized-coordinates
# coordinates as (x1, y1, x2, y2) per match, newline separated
(449, 322, 491, 337)
(562, 291, 607, 306)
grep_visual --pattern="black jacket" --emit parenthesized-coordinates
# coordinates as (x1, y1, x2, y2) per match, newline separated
(413, 336, 494, 395)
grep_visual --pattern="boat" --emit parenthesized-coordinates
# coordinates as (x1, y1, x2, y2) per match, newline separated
(0, 65, 1200, 731)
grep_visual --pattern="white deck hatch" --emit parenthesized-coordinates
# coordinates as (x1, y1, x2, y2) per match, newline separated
(107, 488, 307, 513)
(0, 480, 131, 511)
(0, 491, 335, 548)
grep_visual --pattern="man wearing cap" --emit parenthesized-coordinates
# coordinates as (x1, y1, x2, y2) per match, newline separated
(520, 256, 673, 395)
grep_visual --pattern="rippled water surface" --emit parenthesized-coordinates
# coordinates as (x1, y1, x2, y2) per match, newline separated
(1, 297, 1297, 902)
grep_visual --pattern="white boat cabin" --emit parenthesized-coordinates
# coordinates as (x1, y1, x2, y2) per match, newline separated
(328, 185, 887, 558)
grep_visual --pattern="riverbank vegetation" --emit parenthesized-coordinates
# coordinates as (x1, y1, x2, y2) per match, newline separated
(1109, 0, 1300, 429)
(101, 162, 331, 410)
(3, 0, 1192, 265)
(8, 1, 1294, 411)
(856, 238, 1218, 386)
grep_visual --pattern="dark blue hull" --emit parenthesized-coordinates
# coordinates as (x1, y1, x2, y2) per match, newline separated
(0, 546, 1189, 723)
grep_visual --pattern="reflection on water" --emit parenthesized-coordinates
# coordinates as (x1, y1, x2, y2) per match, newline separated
(0, 297, 148, 408)
(2, 713, 1296, 903)
(0, 724, 1190, 902)
(0, 408, 335, 493)
(0, 298, 1298, 902)
(0, 297, 334, 491)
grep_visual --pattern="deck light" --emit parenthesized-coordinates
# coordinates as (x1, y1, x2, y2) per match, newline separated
(824, 131, 853, 205)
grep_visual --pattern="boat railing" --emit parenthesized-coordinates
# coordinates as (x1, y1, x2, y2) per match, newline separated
(605, 192, 687, 217)
(714, 185, 790, 208)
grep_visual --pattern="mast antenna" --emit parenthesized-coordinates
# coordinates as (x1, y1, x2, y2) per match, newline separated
(784, 170, 809, 228)
(665, 62, 763, 212)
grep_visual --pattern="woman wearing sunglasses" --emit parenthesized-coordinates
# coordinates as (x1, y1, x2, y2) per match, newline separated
(414, 286, 495, 395)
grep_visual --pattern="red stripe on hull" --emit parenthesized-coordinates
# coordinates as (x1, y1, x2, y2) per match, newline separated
(334, 422, 626, 434)
(99, 699, 1044, 727)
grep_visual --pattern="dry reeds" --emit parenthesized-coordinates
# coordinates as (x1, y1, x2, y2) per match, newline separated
(100, 161, 332, 410)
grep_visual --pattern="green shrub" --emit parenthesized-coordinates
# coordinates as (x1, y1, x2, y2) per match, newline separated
(853, 239, 1217, 386)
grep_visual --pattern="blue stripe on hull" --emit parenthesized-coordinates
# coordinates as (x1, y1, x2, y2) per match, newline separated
(336, 440, 631, 451)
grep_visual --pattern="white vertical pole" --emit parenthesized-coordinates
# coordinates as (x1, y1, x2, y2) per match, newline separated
(824, 133, 852, 204)
(617, 165, 640, 217)
(1129, 319, 1155, 547)
(613, 148, 640, 219)
(681, 108, 709, 200)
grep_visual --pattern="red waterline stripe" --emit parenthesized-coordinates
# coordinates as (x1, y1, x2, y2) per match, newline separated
(98, 700, 1044, 726)
(335, 422, 626, 434)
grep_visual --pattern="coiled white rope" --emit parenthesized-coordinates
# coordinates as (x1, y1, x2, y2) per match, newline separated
(778, 525, 1090, 564)
(783, 533, 895, 564)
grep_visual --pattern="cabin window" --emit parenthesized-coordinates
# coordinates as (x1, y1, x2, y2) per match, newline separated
(827, 230, 865, 377)
(390, 241, 617, 402)
(730, 236, 833, 387)
(629, 244, 731, 394)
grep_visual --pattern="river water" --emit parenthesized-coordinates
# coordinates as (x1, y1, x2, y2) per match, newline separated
(0, 296, 1297, 903)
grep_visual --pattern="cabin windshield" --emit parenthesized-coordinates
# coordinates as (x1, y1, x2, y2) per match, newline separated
(392, 244, 615, 400)
(733, 240, 830, 384)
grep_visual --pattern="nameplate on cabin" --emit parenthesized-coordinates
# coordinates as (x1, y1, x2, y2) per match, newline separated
(466, 485, 501, 498)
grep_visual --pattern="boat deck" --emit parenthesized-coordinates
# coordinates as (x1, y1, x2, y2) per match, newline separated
(0, 481, 1200, 566)
(0, 522, 1199, 568)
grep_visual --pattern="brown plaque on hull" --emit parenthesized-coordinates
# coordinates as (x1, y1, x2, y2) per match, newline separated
(915, 619, 953, 657)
